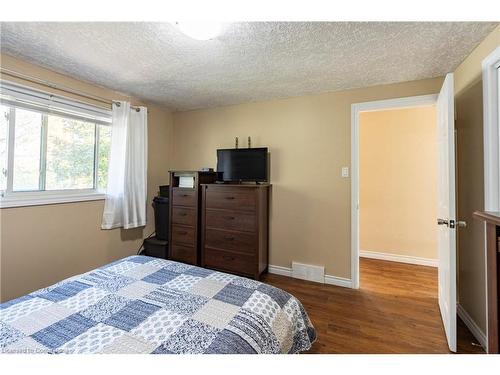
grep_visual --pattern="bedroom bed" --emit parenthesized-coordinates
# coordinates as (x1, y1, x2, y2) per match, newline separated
(0, 255, 316, 354)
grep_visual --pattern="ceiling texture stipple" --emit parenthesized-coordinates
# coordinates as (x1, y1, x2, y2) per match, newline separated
(0, 22, 497, 111)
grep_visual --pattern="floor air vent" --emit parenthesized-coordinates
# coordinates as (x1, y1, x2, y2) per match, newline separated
(291, 262, 325, 283)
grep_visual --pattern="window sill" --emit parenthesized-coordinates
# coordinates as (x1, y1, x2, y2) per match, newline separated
(0, 191, 106, 208)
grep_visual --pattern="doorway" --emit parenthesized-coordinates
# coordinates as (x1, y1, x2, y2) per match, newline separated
(350, 94, 438, 290)
(355, 102, 442, 343)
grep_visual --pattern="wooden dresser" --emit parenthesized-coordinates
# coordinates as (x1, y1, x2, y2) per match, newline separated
(168, 171, 217, 266)
(473, 210, 500, 354)
(200, 184, 270, 279)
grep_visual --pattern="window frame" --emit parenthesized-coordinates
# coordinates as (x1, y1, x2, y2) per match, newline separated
(0, 81, 111, 208)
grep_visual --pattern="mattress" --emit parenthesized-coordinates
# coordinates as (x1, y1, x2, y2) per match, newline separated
(0, 255, 316, 354)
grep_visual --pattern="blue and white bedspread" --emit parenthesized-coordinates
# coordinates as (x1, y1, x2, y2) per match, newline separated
(0, 255, 316, 354)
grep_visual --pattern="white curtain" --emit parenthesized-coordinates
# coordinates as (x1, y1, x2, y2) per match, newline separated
(101, 101, 148, 229)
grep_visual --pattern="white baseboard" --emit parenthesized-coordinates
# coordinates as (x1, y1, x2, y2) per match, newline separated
(267, 264, 292, 277)
(360, 250, 438, 267)
(324, 274, 353, 288)
(457, 304, 487, 350)
(268, 264, 352, 289)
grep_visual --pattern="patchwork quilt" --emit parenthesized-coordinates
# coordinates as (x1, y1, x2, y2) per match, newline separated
(0, 255, 316, 354)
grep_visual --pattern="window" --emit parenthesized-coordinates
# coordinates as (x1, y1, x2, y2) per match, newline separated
(0, 81, 112, 208)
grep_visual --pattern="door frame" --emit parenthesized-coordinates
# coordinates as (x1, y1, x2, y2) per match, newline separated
(482, 46, 500, 353)
(482, 46, 500, 212)
(350, 94, 438, 289)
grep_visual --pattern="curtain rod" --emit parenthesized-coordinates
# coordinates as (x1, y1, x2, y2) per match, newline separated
(113, 101, 141, 112)
(0, 67, 141, 111)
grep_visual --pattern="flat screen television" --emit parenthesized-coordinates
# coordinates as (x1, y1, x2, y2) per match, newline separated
(217, 147, 268, 182)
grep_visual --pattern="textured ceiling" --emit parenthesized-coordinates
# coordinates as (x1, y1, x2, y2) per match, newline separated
(0, 22, 497, 111)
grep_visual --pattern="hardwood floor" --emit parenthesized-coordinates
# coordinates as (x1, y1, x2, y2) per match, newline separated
(262, 258, 484, 354)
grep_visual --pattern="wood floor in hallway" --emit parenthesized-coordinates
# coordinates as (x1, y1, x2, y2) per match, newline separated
(262, 258, 484, 353)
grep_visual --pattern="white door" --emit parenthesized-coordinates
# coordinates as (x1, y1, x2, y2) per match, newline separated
(436, 73, 457, 352)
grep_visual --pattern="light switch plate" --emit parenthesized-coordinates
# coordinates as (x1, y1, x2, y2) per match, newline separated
(342, 167, 349, 178)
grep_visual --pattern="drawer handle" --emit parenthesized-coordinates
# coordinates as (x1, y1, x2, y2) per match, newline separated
(224, 236, 235, 241)
(178, 231, 188, 235)
(222, 255, 235, 261)
(182, 194, 190, 197)
(225, 196, 235, 200)
(179, 212, 187, 216)
(226, 216, 235, 220)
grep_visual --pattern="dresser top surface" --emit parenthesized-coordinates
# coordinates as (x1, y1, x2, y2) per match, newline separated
(170, 170, 217, 176)
(473, 211, 500, 226)
(201, 183, 271, 188)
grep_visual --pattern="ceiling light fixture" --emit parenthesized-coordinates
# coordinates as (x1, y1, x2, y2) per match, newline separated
(175, 21, 224, 41)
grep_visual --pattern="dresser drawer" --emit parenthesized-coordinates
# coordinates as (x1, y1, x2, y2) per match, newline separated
(205, 209, 256, 232)
(172, 188, 197, 207)
(205, 229, 256, 254)
(171, 225, 195, 246)
(205, 189, 256, 211)
(171, 244, 196, 265)
(172, 207, 196, 226)
(204, 248, 255, 275)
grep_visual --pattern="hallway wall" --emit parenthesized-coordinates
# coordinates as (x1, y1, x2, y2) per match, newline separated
(359, 106, 438, 262)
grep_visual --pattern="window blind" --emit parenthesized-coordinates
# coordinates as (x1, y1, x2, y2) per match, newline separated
(0, 80, 112, 125)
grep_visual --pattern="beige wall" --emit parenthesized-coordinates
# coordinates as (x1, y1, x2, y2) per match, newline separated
(172, 77, 444, 279)
(359, 106, 438, 260)
(0, 54, 174, 302)
(453, 25, 500, 333)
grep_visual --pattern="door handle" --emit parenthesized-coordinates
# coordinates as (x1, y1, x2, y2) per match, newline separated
(437, 219, 467, 229)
